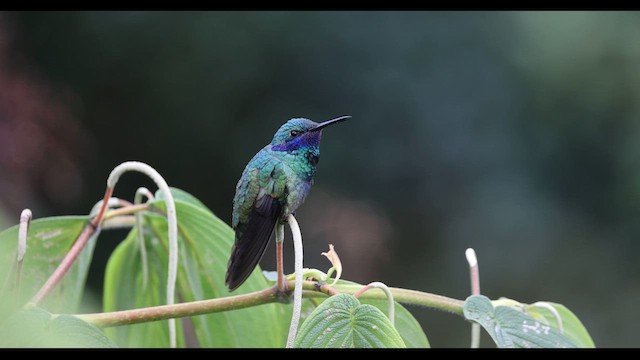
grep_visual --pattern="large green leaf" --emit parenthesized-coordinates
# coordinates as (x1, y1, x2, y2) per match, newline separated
(294, 293, 406, 348)
(464, 295, 577, 348)
(331, 279, 429, 348)
(525, 301, 595, 348)
(0, 307, 115, 348)
(264, 271, 430, 347)
(104, 187, 288, 347)
(360, 298, 430, 348)
(103, 226, 183, 347)
(0, 216, 94, 314)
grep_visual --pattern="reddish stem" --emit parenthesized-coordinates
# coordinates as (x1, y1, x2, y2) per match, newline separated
(277, 240, 285, 293)
(91, 187, 114, 227)
(470, 265, 480, 295)
(353, 284, 374, 298)
(29, 187, 113, 305)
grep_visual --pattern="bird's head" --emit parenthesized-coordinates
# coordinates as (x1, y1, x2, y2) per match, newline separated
(271, 116, 351, 152)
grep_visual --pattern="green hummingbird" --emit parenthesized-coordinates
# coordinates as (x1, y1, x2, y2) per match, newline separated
(226, 115, 351, 291)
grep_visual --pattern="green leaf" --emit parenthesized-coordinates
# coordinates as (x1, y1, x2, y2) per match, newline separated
(525, 302, 595, 348)
(265, 272, 430, 347)
(360, 298, 430, 348)
(294, 293, 406, 348)
(154, 186, 208, 209)
(0, 216, 94, 314)
(103, 227, 180, 347)
(0, 307, 116, 348)
(464, 295, 577, 348)
(104, 187, 288, 347)
(321, 277, 429, 347)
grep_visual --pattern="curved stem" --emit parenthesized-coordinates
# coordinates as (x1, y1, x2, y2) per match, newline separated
(530, 302, 564, 334)
(321, 244, 342, 286)
(354, 281, 395, 326)
(135, 187, 155, 202)
(106, 161, 179, 348)
(134, 187, 154, 290)
(286, 215, 304, 348)
(29, 162, 178, 345)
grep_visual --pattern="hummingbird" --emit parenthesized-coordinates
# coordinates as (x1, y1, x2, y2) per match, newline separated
(226, 115, 351, 292)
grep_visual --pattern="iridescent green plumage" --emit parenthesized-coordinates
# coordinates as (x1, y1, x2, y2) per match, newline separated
(226, 116, 350, 291)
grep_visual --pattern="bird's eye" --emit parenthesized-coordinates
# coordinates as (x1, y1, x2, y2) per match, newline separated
(289, 130, 300, 137)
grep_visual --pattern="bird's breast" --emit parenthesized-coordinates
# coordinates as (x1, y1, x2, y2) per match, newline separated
(306, 151, 319, 167)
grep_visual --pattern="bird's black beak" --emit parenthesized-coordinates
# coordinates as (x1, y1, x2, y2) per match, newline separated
(312, 115, 351, 131)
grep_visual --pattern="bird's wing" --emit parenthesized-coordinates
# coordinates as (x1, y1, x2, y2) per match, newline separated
(226, 156, 284, 291)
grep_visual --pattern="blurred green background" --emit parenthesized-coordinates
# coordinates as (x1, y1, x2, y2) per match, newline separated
(1, 11, 639, 347)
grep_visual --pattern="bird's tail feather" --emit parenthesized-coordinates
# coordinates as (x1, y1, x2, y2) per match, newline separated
(225, 195, 282, 291)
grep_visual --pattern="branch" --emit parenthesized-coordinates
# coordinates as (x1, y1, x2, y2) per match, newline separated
(78, 286, 280, 327)
(333, 283, 465, 316)
(76, 280, 464, 328)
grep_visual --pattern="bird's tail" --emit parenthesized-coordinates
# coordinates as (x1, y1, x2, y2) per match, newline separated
(225, 196, 282, 291)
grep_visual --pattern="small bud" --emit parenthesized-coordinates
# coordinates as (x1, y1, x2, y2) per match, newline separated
(321, 244, 343, 286)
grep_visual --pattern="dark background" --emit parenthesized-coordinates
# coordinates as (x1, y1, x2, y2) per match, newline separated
(1, 11, 639, 347)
